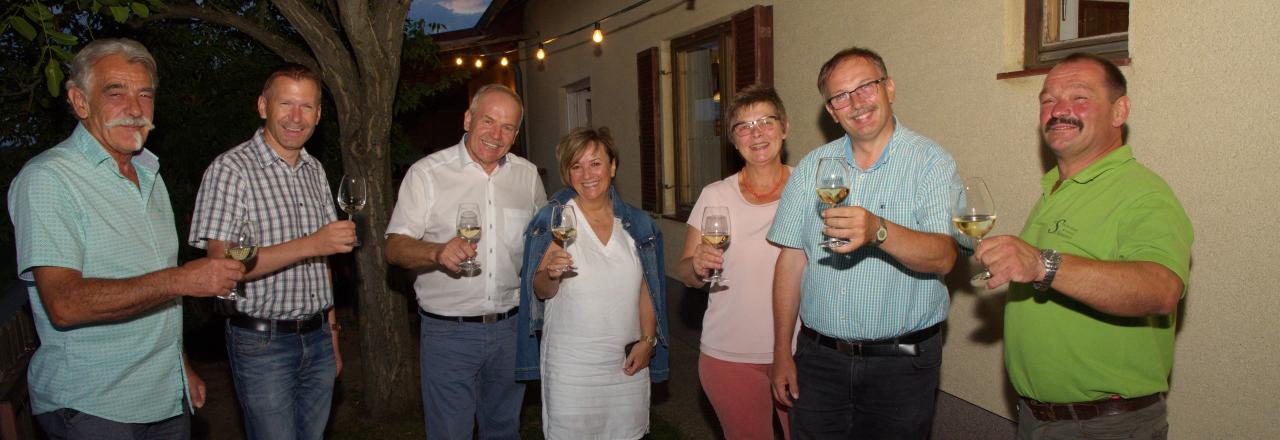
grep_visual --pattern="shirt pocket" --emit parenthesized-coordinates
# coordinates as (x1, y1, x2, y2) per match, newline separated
(503, 208, 533, 246)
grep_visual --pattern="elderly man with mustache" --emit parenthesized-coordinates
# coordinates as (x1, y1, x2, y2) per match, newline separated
(7, 38, 244, 440)
(976, 53, 1192, 440)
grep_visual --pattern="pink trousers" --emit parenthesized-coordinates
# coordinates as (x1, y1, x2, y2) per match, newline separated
(699, 352, 791, 440)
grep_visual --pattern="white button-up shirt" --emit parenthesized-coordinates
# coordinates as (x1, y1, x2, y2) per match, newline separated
(386, 137, 546, 315)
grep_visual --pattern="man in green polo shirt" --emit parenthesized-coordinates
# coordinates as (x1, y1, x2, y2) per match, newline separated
(7, 38, 244, 439)
(976, 53, 1193, 439)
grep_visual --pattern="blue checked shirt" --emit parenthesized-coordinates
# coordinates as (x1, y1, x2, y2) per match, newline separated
(189, 129, 337, 320)
(767, 120, 960, 340)
(8, 124, 189, 422)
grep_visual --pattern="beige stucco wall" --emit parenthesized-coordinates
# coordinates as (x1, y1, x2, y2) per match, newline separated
(520, 1, 1280, 437)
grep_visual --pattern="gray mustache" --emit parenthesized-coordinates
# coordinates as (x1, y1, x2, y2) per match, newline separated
(105, 117, 156, 130)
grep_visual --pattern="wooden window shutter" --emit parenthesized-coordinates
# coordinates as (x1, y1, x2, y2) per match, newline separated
(732, 5, 774, 91)
(637, 47, 663, 213)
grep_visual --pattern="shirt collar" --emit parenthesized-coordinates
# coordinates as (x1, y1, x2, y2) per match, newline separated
(250, 128, 317, 169)
(1041, 145, 1135, 191)
(842, 116, 899, 172)
(455, 134, 509, 170)
(71, 123, 161, 172)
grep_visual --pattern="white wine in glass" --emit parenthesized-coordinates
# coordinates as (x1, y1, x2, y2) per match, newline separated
(701, 206, 731, 285)
(220, 220, 258, 301)
(550, 204, 578, 272)
(953, 177, 997, 283)
(456, 203, 482, 276)
(815, 157, 851, 248)
(337, 175, 366, 246)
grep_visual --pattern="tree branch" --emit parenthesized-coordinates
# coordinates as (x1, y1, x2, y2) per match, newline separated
(138, 4, 318, 72)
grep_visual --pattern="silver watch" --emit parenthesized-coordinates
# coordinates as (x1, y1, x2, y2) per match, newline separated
(1033, 248, 1060, 291)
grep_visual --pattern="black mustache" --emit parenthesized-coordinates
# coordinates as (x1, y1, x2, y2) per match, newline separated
(1045, 117, 1083, 132)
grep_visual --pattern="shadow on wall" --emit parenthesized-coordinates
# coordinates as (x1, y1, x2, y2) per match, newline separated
(946, 261, 1020, 417)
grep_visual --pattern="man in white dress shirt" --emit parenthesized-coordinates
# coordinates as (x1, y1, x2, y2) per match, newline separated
(385, 84, 546, 439)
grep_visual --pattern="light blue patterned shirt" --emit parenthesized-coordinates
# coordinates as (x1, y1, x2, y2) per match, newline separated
(767, 120, 960, 340)
(8, 124, 189, 422)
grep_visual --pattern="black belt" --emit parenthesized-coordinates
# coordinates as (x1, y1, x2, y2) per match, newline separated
(228, 314, 324, 333)
(800, 323, 941, 356)
(1021, 394, 1163, 422)
(420, 307, 518, 324)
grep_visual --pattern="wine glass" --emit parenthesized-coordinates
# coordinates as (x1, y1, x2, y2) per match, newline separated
(815, 157, 851, 248)
(456, 203, 482, 276)
(337, 175, 367, 246)
(550, 204, 579, 272)
(700, 206, 731, 285)
(952, 177, 997, 283)
(220, 220, 258, 301)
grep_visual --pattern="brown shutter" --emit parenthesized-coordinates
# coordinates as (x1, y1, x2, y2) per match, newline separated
(732, 5, 773, 91)
(637, 47, 663, 213)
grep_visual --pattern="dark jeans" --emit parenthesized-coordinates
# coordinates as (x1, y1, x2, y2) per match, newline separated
(1017, 397, 1168, 439)
(226, 322, 337, 440)
(788, 330, 942, 440)
(35, 402, 190, 440)
(420, 313, 524, 440)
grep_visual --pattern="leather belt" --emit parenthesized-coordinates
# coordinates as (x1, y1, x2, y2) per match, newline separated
(228, 314, 324, 333)
(421, 307, 518, 324)
(1021, 394, 1163, 422)
(800, 323, 941, 357)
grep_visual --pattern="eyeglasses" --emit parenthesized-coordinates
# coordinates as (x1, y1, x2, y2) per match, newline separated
(730, 115, 781, 137)
(825, 77, 887, 110)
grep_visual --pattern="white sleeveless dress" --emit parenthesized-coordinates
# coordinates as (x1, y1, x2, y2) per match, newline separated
(540, 200, 649, 439)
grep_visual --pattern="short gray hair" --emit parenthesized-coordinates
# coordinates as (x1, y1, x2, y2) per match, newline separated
(468, 84, 524, 126)
(66, 38, 157, 94)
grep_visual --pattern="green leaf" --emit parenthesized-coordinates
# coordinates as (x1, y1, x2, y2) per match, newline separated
(130, 2, 150, 18)
(49, 31, 78, 46)
(46, 59, 63, 97)
(52, 46, 74, 62)
(0, 20, 8, 36)
(110, 5, 129, 23)
(8, 16, 37, 41)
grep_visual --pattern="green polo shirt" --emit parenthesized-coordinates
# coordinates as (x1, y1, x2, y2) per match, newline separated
(1004, 145, 1193, 404)
(7, 124, 189, 422)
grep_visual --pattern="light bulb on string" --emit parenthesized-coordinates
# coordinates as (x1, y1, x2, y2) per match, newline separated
(592, 23, 604, 44)
(475, 57, 483, 68)
(500, 56, 509, 67)
(536, 44, 546, 61)
(455, 56, 463, 66)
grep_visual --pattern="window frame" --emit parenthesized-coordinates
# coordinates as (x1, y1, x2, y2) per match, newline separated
(669, 22, 734, 220)
(1024, 0, 1129, 69)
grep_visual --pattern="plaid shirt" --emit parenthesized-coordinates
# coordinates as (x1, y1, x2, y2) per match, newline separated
(189, 129, 337, 319)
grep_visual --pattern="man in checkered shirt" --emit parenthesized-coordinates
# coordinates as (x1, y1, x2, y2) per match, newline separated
(188, 63, 355, 440)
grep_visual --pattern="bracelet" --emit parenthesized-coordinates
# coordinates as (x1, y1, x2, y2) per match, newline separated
(639, 335, 658, 347)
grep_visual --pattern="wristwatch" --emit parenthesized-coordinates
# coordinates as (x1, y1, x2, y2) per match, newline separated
(873, 215, 888, 246)
(640, 335, 658, 347)
(1033, 248, 1061, 291)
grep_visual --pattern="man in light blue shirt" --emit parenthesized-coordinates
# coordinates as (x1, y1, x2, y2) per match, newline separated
(767, 47, 960, 439)
(7, 38, 243, 440)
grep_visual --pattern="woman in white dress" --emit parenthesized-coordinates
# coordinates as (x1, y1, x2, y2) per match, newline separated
(521, 127, 668, 439)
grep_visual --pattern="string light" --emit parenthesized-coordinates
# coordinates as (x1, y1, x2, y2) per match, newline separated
(455, 56, 463, 66)
(474, 57, 483, 68)
(445, 0, 650, 68)
(500, 56, 509, 67)
(592, 23, 604, 44)
(536, 43, 546, 61)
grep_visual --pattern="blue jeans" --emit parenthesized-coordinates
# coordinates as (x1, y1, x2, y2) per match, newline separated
(35, 401, 190, 440)
(226, 321, 337, 440)
(788, 330, 943, 440)
(420, 312, 525, 440)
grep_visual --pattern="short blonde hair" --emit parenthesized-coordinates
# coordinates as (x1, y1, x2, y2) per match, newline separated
(555, 126, 618, 186)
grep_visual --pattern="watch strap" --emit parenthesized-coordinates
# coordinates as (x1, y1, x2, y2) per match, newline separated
(1033, 248, 1060, 291)
(873, 215, 888, 245)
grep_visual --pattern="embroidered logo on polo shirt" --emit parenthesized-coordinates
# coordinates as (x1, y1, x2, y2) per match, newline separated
(1047, 219, 1077, 238)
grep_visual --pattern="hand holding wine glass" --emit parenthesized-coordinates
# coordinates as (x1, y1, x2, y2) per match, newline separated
(700, 206, 731, 286)
(220, 220, 258, 301)
(953, 177, 997, 283)
(337, 175, 366, 246)
(815, 157, 851, 248)
(550, 204, 579, 272)
(456, 203, 482, 276)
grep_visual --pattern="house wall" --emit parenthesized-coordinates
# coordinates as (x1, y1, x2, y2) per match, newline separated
(520, 1, 1280, 437)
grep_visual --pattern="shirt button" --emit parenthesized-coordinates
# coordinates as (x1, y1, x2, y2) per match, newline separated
(858, 174, 866, 179)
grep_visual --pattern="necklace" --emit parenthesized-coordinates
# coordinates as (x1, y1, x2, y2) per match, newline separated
(740, 166, 788, 201)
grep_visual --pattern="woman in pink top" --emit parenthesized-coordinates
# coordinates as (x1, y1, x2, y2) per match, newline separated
(676, 85, 794, 440)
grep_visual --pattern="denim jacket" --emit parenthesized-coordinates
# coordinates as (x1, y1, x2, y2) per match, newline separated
(515, 186, 669, 382)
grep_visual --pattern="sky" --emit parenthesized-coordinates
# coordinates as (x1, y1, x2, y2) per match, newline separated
(409, 0, 492, 33)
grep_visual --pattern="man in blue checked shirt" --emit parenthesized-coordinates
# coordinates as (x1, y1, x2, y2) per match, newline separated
(767, 46, 961, 439)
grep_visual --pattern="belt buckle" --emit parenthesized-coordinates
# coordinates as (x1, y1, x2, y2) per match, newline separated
(482, 313, 498, 324)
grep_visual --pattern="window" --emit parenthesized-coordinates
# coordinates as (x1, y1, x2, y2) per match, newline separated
(564, 79, 591, 132)
(1025, 0, 1129, 68)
